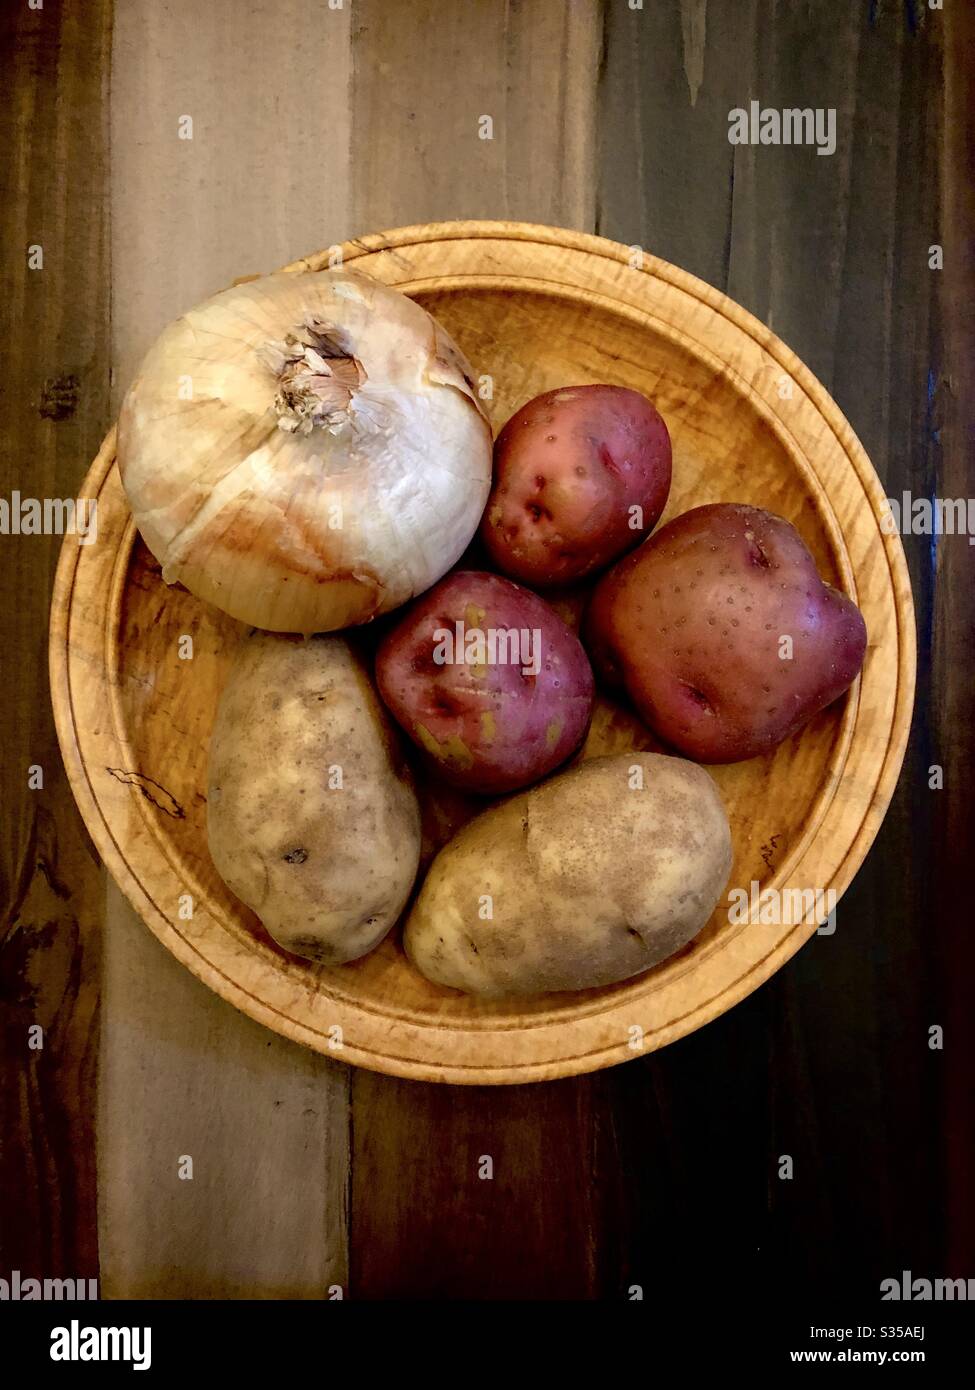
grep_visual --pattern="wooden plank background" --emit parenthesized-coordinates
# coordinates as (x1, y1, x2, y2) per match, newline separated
(2, 0, 972, 1300)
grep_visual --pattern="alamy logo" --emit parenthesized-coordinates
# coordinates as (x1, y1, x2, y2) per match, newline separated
(880, 492, 975, 543)
(0, 492, 97, 544)
(50, 1320, 151, 1372)
(881, 1271, 975, 1300)
(727, 881, 837, 934)
(0, 1270, 98, 1300)
(728, 101, 837, 156)
(0, 1273, 149, 1369)
(432, 621, 541, 678)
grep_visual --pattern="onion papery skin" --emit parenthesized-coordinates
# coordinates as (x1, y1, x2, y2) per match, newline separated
(118, 269, 493, 634)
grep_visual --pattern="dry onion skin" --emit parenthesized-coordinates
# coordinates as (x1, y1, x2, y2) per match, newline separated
(118, 268, 493, 634)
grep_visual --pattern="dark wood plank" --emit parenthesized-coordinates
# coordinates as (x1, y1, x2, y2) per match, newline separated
(0, 0, 112, 1282)
(347, 0, 605, 1301)
(351, 1074, 607, 1299)
(598, 0, 958, 1299)
(937, 0, 975, 1275)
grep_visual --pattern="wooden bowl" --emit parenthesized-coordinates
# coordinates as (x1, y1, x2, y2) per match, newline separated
(50, 222, 915, 1084)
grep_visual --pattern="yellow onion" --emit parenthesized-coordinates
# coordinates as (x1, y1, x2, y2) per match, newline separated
(118, 268, 492, 633)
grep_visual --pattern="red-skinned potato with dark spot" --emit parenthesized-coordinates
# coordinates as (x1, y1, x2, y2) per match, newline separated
(584, 504, 867, 763)
(376, 570, 594, 795)
(480, 385, 672, 586)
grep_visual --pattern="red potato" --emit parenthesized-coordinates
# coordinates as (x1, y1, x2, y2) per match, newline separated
(376, 570, 594, 794)
(480, 384, 672, 586)
(585, 504, 867, 763)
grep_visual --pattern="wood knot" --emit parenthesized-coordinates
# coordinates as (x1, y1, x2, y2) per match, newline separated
(39, 374, 80, 421)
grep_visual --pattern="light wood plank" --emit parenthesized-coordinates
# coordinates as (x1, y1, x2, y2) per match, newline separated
(351, 0, 600, 232)
(110, 0, 355, 394)
(100, 0, 355, 1299)
(97, 900, 349, 1299)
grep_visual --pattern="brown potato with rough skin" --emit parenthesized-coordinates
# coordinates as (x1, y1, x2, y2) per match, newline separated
(585, 503, 868, 763)
(404, 752, 732, 996)
(481, 384, 672, 586)
(207, 632, 420, 964)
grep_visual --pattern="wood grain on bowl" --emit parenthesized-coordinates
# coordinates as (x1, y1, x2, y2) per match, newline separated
(49, 222, 915, 1083)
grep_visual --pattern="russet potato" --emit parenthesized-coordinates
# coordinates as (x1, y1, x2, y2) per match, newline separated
(404, 752, 732, 996)
(207, 632, 420, 964)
